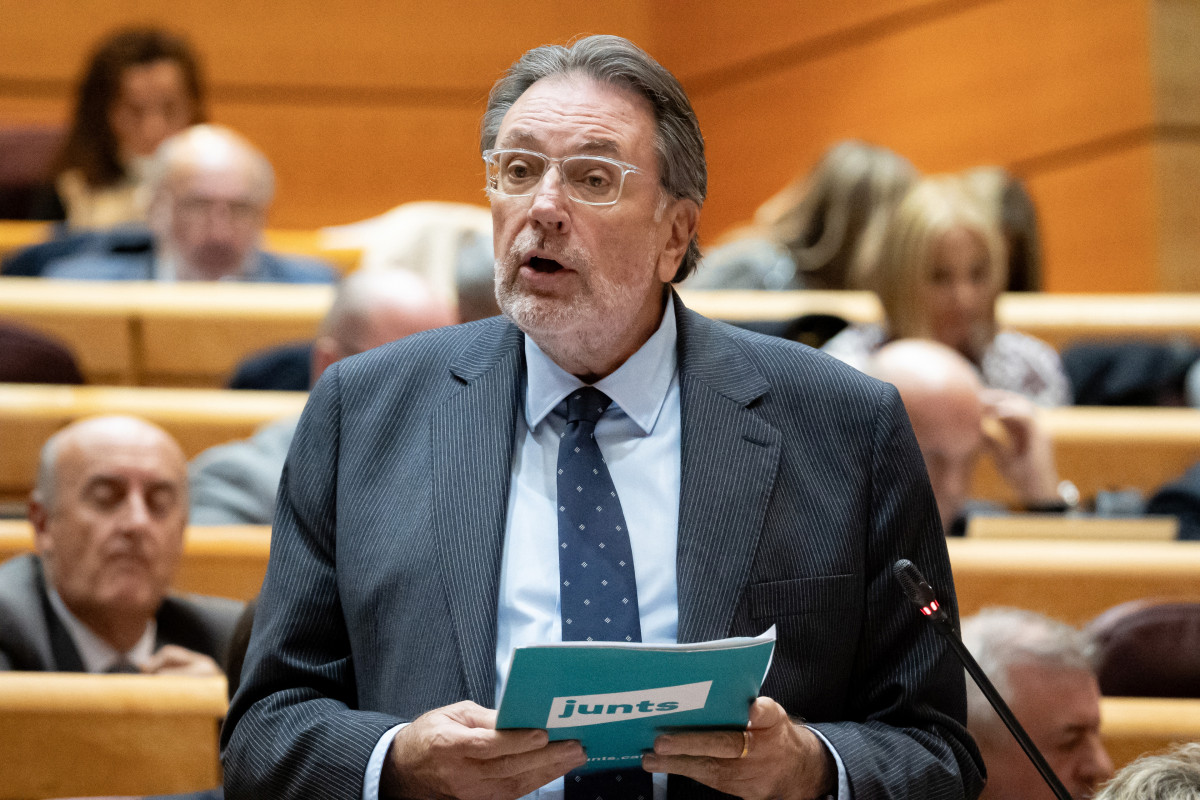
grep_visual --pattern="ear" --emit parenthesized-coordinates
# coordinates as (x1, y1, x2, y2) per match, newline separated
(28, 498, 53, 557)
(310, 335, 342, 385)
(655, 197, 700, 283)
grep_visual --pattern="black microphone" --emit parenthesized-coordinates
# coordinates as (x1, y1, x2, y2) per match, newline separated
(892, 559, 1073, 800)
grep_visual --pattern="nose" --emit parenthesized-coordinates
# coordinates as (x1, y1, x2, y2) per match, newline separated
(527, 164, 571, 235)
(119, 488, 154, 534)
(1076, 735, 1114, 790)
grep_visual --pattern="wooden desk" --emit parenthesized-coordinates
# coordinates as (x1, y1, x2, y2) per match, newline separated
(1101, 697, 1200, 769)
(0, 522, 271, 602)
(970, 406, 1200, 503)
(966, 514, 1179, 540)
(0, 673, 226, 800)
(947, 538, 1200, 625)
(0, 276, 333, 387)
(0, 384, 307, 502)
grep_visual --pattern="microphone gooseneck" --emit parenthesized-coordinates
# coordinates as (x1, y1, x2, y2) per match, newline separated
(893, 559, 1073, 800)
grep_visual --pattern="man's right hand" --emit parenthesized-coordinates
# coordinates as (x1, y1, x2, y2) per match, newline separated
(381, 700, 586, 800)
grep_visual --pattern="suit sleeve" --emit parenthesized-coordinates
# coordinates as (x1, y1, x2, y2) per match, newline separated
(810, 383, 986, 800)
(221, 364, 404, 799)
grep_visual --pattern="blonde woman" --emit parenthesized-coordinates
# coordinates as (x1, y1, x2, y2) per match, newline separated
(690, 140, 916, 290)
(823, 176, 1070, 406)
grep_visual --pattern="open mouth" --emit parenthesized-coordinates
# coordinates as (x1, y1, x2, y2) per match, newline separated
(528, 256, 564, 274)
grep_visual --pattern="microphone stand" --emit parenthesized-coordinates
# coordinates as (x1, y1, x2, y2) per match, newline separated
(892, 559, 1073, 800)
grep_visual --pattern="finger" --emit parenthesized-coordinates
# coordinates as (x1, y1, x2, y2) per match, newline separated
(654, 729, 745, 759)
(748, 696, 789, 729)
(478, 739, 586, 781)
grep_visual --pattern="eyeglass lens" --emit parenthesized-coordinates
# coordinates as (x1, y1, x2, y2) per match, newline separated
(487, 151, 627, 204)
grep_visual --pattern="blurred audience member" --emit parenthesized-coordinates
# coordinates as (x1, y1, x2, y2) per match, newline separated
(43, 125, 335, 283)
(689, 140, 917, 291)
(1147, 463, 1200, 541)
(962, 608, 1114, 800)
(867, 339, 1064, 534)
(825, 176, 1070, 406)
(0, 416, 242, 673)
(320, 200, 499, 320)
(35, 28, 206, 229)
(0, 322, 85, 384)
(1093, 743, 1200, 800)
(964, 166, 1042, 292)
(189, 271, 455, 524)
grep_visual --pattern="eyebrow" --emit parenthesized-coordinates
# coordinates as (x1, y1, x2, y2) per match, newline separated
(497, 130, 623, 159)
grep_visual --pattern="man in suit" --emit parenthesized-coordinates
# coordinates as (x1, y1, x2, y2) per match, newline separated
(40, 124, 335, 283)
(0, 415, 241, 673)
(866, 339, 1065, 535)
(188, 270, 456, 525)
(962, 609, 1112, 800)
(223, 36, 982, 800)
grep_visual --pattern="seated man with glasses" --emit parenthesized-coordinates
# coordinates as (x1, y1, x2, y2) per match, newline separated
(224, 35, 980, 800)
(41, 124, 336, 283)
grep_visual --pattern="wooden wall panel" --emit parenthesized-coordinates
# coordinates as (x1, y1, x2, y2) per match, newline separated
(1023, 143, 1160, 293)
(687, 0, 1157, 273)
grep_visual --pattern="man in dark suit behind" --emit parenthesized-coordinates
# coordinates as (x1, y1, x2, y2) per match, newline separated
(0, 415, 241, 674)
(223, 36, 983, 800)
(40, 124, 335, 284)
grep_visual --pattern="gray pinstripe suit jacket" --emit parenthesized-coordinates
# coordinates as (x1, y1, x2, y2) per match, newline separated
(222, 294, 984, 799)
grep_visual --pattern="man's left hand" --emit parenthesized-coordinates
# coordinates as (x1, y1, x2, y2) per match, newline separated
(642, 696, 835, 800)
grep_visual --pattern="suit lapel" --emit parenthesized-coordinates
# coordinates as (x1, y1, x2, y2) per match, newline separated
(430, 319, 525, 705)
(674, 298, 781, 644)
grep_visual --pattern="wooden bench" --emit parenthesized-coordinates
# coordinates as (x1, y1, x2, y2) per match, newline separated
(966, 514, 1179, 540)
(0, 277, 334, 387)
(947, 538, 1200, 626)
(0, 673, 227, 800)
(1102, 697, 1200, 769)
(0, 384, 307, 503)
(0, 521, 271, 602)
(969, 406, 1200, 504)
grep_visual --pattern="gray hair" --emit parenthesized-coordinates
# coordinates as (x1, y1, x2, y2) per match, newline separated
(961, 608, 1096, 737)
(31, 427, 68, 511)
(480, 34, 707, 282)
(1094, 743, 1200, 800)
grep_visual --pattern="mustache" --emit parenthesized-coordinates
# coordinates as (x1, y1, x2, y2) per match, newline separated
(503, 230, 590, 271)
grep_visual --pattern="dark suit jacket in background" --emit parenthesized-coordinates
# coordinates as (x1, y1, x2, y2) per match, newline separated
(0, 553, 244, 672)
(222, 295, 983, 799)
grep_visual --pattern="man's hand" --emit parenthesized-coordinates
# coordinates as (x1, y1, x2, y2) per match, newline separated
(382, 700, 586, 800)
(142, 644, 223, 676)
(642, 696, 835, 800)
(980, 389, 1060, 505)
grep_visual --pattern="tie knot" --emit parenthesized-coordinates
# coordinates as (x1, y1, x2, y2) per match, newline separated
(566, 386, 612, 425)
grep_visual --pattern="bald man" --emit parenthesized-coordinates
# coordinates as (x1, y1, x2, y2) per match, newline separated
(43, 124, 335, 283)
(189, 270, 457, 525)
(0, 415, 242, 673)
(867, 339, 1062, 533)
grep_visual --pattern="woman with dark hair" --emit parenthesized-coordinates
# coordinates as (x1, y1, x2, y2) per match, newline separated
(36, 27, 206, 228)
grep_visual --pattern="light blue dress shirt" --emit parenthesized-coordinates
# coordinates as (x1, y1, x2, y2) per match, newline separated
(363, 300, 844, 800)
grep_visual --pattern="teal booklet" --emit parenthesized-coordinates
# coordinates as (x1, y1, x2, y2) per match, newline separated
(496, 627, 775, 773)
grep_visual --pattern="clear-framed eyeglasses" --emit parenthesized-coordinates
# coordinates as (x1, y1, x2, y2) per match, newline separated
(483, 148, 643, 206)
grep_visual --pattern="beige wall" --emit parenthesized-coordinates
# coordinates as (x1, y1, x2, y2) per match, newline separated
(1, 0, 1195, 290)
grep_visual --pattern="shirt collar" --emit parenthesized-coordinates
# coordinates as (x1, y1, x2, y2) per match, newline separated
(45, 583, 157, 672)
(524, 297, 677, 435)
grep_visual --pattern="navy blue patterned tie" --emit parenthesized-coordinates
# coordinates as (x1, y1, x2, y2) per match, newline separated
(558, 387, 650, 800)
